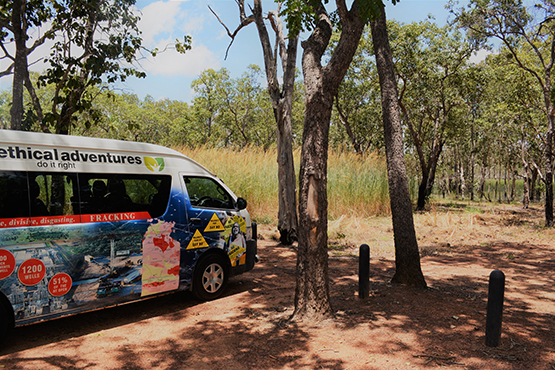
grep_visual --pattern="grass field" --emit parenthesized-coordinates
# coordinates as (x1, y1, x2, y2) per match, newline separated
(175, 146, 391, 222)
(174, 146, 547, 250)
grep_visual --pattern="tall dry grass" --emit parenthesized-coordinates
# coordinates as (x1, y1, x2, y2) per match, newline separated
(173, 146, 548, 255)
(174, 146, 390, 224)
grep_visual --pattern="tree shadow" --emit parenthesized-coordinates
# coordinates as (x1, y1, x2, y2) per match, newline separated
(0, 239, 553, 369)
(328, 241, 555, 368)
(0, 243, 347, 369)
(0, 276, 255, 356)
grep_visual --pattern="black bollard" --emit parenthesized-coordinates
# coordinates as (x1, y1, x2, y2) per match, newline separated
(359, 244, 370, 299)
(485, 269, 505, 347)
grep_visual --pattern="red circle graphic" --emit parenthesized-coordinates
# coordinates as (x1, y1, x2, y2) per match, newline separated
(18, 258, 46, 286)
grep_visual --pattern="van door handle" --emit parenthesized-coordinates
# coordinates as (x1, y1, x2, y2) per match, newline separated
(191, 218, 202, 225)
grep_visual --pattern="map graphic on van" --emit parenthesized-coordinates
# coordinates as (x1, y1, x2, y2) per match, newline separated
(144, 157, 165, 172)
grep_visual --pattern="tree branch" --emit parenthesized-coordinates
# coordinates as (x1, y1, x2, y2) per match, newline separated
(208, 4, 255, 60)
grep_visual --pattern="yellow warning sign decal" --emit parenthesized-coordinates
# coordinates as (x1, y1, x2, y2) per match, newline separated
(229, 245, 246, 261)
(186, 230, 209, 250)
(204, 213, 225, 232)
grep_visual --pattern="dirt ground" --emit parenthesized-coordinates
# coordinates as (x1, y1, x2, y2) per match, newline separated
(0, 203, 554, 369)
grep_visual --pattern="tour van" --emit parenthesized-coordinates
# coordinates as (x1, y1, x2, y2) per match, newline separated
(0, 129, 258, 340)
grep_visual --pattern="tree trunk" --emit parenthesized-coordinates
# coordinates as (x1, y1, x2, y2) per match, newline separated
(250, 0, 299, 244)
(521, 153, 530, 209)
(293, 1, 365, 321)
(10, 0, 26, 131)
(415, 143, 442, 211)
(417, 168, 429, 211)
(370, 6, 426, 287)
(470, 126, 475, 201)
(295, 93, 334, 320)
(545, 112, 554, 226)
(336, 101, 362, 154)
(276, 98, 298, 244)
(459, 152, 466, 199)
(530, 166, 538, 202)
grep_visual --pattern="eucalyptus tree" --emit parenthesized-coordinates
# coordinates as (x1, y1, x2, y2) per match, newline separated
(278, 0, 366, 321)
(210, 0, 299, 245)
(38, 0, 156, 135)
(279, 0, 426, 321)
(0, 0, 55, 130)
(190, 66, 276, 148)
(453, 0, 555, 225)
(455, 63, 490, 200)
(370, 5, 427, 287)
(486, 53, 546, 205)
(216, 65, 273, 148)
(331, 27, 385, 155)
(2, 0, 189, 135)
(190, 68, 229, 146)
(388, 20, 476, 210)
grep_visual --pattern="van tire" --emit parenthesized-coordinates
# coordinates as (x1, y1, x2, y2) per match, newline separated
(0, 302, 12, 345)
(193, 254, 228, 301)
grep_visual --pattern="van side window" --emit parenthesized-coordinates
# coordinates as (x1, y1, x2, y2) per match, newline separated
(0, 172, 29, 218)
(79, 174, 171, 218)
(30, 172, 76, 217)
(184, 176, 233, 209)
(0, 171, 76, 218)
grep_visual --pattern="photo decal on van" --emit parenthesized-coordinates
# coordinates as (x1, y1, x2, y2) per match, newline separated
(222, 215, 247, 267)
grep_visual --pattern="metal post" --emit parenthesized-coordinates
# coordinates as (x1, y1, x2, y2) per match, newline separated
(359, 244, 370, 299)
(485, 269, 505, 347)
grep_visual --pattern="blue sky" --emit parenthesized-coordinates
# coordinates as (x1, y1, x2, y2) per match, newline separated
(0, 0, 458, 104)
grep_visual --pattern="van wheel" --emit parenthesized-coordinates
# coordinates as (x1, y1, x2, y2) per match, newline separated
(193, 254, 228, 301)
(0, 302, 11, 344)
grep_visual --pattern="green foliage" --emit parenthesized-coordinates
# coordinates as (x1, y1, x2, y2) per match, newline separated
(277, 0, 319, 37)
(330, 27, 385, 155)
(2, 0, 192, 134)
(0, 0, 55, 41)
(278, 0, 395, 36)
(453, 0, 532, 48)
(36, 0, 148, 133)
(189, 66, 299, 149)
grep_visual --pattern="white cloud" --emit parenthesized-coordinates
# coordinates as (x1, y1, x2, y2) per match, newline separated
(137, 1, 185, 46)
(137, 41, 219, 77)
(133, 1, 219, 77)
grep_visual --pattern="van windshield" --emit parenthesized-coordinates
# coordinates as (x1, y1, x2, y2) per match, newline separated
(184, 176, 234, 210)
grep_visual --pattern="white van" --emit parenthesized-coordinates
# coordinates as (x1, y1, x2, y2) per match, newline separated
(0, 130, 258, 340)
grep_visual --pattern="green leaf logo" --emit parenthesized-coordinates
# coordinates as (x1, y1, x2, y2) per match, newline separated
(144, 157, 165, 172)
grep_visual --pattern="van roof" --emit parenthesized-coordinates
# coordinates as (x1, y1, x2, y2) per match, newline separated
(0, 129, 214, 175)
(1, 129, 181, 156)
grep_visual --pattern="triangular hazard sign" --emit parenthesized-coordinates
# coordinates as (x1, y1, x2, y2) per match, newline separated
(186, 229, 209, 250)
(204, 213, 225, 232)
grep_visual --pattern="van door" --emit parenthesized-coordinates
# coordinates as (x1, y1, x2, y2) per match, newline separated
(181, 175, 247, 268)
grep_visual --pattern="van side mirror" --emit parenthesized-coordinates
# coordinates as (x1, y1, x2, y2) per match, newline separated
(236, 197, 247, 210)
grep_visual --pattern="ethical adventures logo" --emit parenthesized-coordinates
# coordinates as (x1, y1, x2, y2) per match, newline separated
(0, 145, 143, 170)
(144, 157, 165, 172)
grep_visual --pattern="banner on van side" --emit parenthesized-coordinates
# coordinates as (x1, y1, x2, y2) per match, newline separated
(0, 212, 152, 229)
